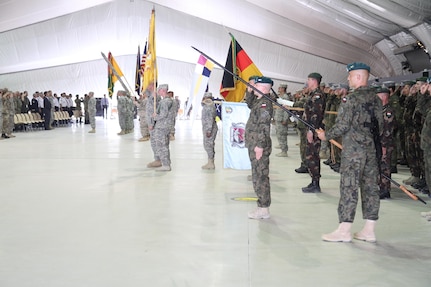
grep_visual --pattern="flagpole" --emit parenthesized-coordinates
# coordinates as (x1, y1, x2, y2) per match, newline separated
(191, 46, 427, 205)
(101, 52, 132, 97)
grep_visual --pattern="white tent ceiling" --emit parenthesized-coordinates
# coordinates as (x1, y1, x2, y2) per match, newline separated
(0, 0, 430, 98)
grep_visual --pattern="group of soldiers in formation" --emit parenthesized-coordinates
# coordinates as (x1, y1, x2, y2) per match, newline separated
(239, 62, 431, 243)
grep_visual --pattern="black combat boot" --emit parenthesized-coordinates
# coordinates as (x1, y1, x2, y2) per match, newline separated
(379, 189, 391, 199)
(295, 166, 308, 173)
(302, 180, 321, 193)
(390, 166, 398, 173)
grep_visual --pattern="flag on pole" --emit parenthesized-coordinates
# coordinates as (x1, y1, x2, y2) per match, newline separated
(142, 9, 157, 91)
(135, 45, 141, 93)
(221, 102, 251, 169)
(185, 54, 214, 120)
(220, 34, 262, 102)
(107, 52, 125, 98)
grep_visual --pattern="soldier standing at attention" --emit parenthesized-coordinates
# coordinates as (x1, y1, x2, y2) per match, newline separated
(168, 91, 178, 141)
(136, 92, 150, 142)
(146, 83, 162, 168)
(152, 84, 173, 172)
(201, 92, 218, 170)
(246, 76, 274, 220)
(116, 91, 127, 135)
(376, 87, 396, 199)
(88, 92, 96, 133)
(317, 62, 383, 243)
(274, 84, 290, 157)
(302, 73, 326, 193)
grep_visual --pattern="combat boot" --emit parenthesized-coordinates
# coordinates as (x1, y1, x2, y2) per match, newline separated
(147, 160, 162, 168)
(247, 175, 252, 181)
(295, 166, 308, 173)
(170, 134, 175, 141)
(201, 159, 215, 170)
(138, 136, 150, 142)
(322, 222, 352, 242)
(302, 180, 321, 193)
(117, 130, 125, 135)
(88, 129, 95, 133)
(420, 210, 431, 217)
(248, 207, 270, 219)
(323, 158, 332, 165)
(403, 176, 420, 185)
(155, 165, 171, 172)
(379, 189, 391, 199)
(276, 151, 288, 157)
(353, 220, 376, 243)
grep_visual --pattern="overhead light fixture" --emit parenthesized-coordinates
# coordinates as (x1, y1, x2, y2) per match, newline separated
(356, 0, 386, 13)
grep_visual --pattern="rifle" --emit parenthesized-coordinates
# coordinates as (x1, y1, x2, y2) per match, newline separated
(191, 46, 427, 205)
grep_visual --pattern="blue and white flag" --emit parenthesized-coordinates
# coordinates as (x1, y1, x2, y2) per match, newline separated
(185, 54, 213, 120)
(222, 102, 251, 170)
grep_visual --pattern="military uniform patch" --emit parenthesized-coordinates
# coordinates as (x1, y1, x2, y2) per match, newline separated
(386, 112, 392, 118)
(342, 97, 347, 103)
(261, 103, 267, 108)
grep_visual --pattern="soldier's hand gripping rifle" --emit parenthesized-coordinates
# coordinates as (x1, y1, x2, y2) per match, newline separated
(191, 46, 427, 205)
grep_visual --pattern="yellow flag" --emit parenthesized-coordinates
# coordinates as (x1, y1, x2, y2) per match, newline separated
(109, 53, 124, 83)
(143, 9, 157, 91)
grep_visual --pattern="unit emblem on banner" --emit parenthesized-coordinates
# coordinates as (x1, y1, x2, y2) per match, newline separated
(230, 123, 246, 148)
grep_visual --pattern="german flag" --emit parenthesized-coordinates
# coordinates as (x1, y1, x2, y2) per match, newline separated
(220, 35, 262, 102)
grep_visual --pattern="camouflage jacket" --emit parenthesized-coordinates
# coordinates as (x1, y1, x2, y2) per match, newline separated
(421, 109, 431, 150)
(154, 96, 173, 129)
(201, 99, 218, 135)
(245, 95, 273, 149)
(326, 86, 383, 150)
(303, 88, 326, 130)
(381, 104, 396, 148)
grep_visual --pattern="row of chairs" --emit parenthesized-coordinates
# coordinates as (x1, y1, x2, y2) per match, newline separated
(14, 111, 72, 131)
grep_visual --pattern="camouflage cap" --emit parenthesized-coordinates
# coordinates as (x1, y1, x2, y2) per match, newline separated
(279, 83, 288, 88)
(346, 62, 370, 72)
(416, 77, 428, 83)
(203, 92, 212, 98)
(157, 84, 169, 91)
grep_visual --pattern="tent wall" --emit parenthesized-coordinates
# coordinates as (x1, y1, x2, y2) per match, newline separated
(0, 0, 349, 100)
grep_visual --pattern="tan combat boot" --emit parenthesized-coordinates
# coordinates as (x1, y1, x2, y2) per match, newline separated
(201, 159, 215, 170)
(276, 151, 288, 157)
(138, 136, 150, 142)
(170, 134, 175, 141)
(117, 130, 125, 135)
(353, 220, 376, 243)
(147, 160, 162, 168)
(88, 129, 95, 133)
(155, 165, 171, 172)
(248, 207, 270, 219)
(322, 222, 352, 242)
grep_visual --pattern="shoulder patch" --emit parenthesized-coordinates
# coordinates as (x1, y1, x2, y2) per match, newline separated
(342, 97, 347, 103)
(386, 111, 392, 118)
(261, 103, 267, 108)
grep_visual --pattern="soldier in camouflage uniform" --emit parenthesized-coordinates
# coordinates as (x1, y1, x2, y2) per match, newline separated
(376, 87, 396, 199)
(201, 92, 218, 170)
(384, 81, 402, 173)
(146, 83, 162, 168)
(136, 92, 150, 141)
(246, 76, 274, 220)
(302, 73, 326, 193)
(294, 89, 309, 173)
(317, 62, 383, 243)
(418, 81, 431, 198)
(151, 84, 173, 172)
(0, 90, 6, 139)
(274, 84, 290, 157)
(125, 95, 135, 134)
(402, 82, 423, 186)
(116, 91, 127, 135)
(168, 91, 178, 141)
(88, 91, 96, 133)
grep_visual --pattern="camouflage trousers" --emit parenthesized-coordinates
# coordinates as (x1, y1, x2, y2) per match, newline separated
(298, 127, 307, 167)
(379, 145, 394, 192)
(118, 111, 126, 130)
(89, 111, 96, 129)
(405, 131, 424, 177)
(338, 146, 380, 222)
(3, 113, 11, 134)
(305, 135, 321, 181)
(203, 131, 217, 159)
(248, 145, 271, 208)
(139, 114, 149, 137)
(125, 114, 134, 131)
(0, 114, 3, 133)
(150, 129, 159, 161)
(329, 137, 342, 164)
(154, 127, 171, 166)
(275, 122, 288, 152)
(424, 150, 431, 189)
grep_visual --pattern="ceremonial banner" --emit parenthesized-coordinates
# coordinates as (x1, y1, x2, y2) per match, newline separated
(185, 54, 214, 120)
(142, 9, 157, 91)
(220, 34, 262, 102)
(222, 102, 251, 169)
